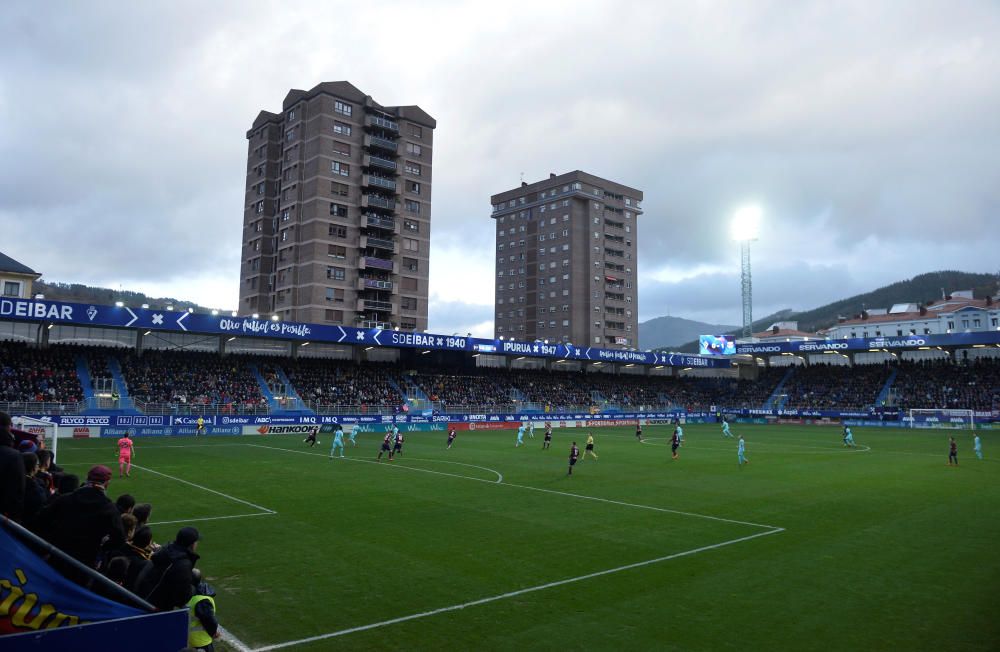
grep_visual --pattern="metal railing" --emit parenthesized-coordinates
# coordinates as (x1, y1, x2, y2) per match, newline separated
(365, 236, 395, 250)
(364, 194, 395, 210)
(365, 155, 397, 171)
(361, 299, 393, 311)
(367, 115, 399, 132)
(131, 399, 271, 416)
(365, 214, 396, 230)
(0, 400, 83, 415)
(366, 135, 398, 152)
(366, 175, 397, 191)
(364, 279, 393, 290)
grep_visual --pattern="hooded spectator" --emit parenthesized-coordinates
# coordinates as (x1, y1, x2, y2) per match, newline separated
(136, 526, 201, 610)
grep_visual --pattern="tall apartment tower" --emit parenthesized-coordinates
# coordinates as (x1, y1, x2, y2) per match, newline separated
(239, 81, 435, 330)
(491, 171, 643, 350)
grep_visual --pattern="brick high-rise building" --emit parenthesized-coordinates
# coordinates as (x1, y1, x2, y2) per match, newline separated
(491, 171, 643, 350)
(239, 81, 435, 330)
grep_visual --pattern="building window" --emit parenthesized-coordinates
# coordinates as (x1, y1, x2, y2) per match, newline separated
(401, 297, 418, 310)
(326, 287, 344, 302)
(332, 182, 349, 197)
(328, 245, 346, 259)
(410, 125, 422, 138)
(332, 141, 351, 156)
(3, 281, 21, 297)
(403, 257, 419, 272)
(330, 203, 348, 217)
(333, 121, 352, 135)
(402, 277, 418, 291)
(409, 181, 421, 194)
(331, 161, 350, 176)
(406, 143, 422, 157)
(404, 219, 420, 232)
(334, 100, 352, 116)
(405, 162, 421, 176)
(325, 309, 344, 322)
(405, 200, 420, 214)
(327, 267, 345, 281)
(403, 238, 419, 252)
(329, 226, 347, 239)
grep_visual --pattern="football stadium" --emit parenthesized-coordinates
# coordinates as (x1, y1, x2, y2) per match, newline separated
(1, 299, 999, 651)
(3, 4, 1000, 652)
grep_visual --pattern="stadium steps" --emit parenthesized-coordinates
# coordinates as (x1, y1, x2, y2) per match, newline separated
(106, 355, 139, 414)
(400, 376, 428, 403)
(272, 364, 312, 414)
(74, 356, 97, 404)
(875, 367, 899, 407)
(248, 364, 285, 414)
(764, 367, 796, 409)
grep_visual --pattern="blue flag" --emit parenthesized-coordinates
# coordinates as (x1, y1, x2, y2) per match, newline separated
(0, 523, 144, 635)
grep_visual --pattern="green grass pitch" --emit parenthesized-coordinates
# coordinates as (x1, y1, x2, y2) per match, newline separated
(56, 424, 999, 651)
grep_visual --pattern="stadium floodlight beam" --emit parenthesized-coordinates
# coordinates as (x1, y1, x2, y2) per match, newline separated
(731, 205, 762, 339)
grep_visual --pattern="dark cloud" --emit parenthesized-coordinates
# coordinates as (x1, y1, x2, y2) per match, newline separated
(0, 1, 997, 321)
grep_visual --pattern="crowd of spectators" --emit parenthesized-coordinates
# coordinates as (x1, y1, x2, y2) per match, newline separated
(285, 359, 404, 409)
(780, 363, 893, 410)
(120, 349, 264, 411)
(0, 411, 219, 643)
(0, 341, 83, 404)
(891, 358, 1000, 411)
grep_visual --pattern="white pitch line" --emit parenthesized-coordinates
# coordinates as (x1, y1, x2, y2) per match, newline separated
(219, 625, 254, 652)
(246, 443, 506, 485)
(149, 512, 276, 526)
(251, 526, 784, 652)
(130, 464, 276, 515)
(247, 444, 778, 530)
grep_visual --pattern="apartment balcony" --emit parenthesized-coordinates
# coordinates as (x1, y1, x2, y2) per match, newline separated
(363, 154, 398, 174)
(364, 175, 397, 192)
(605, 293, 626, 302)
(358, 278, 394, 292)
(364, 135, 398, 154)
(365, 115, 400, 134)
(364, 214, 397, 231)
(361, 256, 396, 273)
(361, 194, 395, 211)
(361, 235, 398, 253)
(358, 319, 393, 329)
(357, 299, 394, 312)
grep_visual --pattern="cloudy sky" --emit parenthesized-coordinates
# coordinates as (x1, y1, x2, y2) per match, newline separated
(2, 1, 998, 336)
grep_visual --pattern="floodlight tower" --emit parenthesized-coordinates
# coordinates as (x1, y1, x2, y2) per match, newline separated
(731, 206, 762, 339)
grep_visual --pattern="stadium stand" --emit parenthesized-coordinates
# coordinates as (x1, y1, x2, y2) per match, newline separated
(890, 358, 1000, 411)
(779, 363, 893, 410)
(119, 349, 264, 412)
(284, 358, 405, 411)
(0, 341, 83, 404)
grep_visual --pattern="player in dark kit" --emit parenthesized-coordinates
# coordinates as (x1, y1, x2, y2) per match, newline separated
(568, 442, 580, 475)
(304, 426, 319, 447)
(377, 432, 393, 462)
(390, 431, 404, 460)
(671, 430, 680, 460)
(948, 436, 958, 466)
(447, 429, 457, 449)
(635, 423, 643, 442)
(543, 424, 553, 450)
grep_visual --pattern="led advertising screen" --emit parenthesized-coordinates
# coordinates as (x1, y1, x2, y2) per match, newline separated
(699, 334, 736, 356)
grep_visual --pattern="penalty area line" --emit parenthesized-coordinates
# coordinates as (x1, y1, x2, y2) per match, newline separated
(250, 527, 784, 651)
(130, 464, 277, 515)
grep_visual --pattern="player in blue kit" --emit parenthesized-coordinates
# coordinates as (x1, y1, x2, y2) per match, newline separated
(973, 433, 983, 460)
(738, 434, 749, 468)
(675, 424, 684, 447)
(527, 422, 535, 438)
(843, 426, 856, 448)
(346, 424, 357, 447)
(721, 417, 733, 438)
(329, 426, 345, 458)
(516, 424, 526, 447)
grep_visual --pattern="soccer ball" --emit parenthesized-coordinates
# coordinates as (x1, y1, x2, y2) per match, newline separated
(317, 440, 321, 445)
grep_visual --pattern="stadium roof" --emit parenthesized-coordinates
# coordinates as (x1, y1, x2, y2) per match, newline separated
(752, 328, 818, 340)
(0, 252, 40, 277)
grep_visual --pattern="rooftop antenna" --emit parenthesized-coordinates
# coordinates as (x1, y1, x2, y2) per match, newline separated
(520, 172, 524, 184)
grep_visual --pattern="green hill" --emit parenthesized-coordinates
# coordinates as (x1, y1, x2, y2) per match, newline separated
(667, 271, 999, 353)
